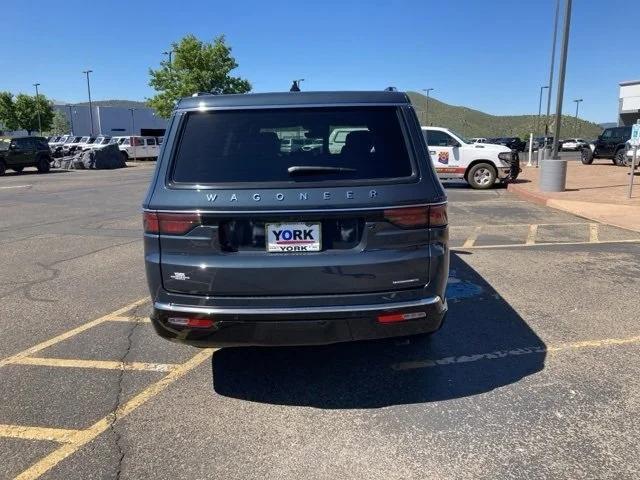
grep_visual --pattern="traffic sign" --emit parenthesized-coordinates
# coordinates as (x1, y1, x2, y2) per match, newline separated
(631, 122, 640, 147)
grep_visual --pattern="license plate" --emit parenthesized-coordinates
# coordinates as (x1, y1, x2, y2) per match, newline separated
(266, 223, 321, 253)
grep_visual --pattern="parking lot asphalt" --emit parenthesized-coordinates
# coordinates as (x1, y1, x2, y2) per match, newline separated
(1, 165, 639, 479)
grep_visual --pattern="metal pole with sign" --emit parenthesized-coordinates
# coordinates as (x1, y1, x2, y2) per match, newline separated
(628, 121, 640, 199)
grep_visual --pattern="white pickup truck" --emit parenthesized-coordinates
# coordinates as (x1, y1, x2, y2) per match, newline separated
(421, 127, 519, 189)
(119, 136, 160, 161)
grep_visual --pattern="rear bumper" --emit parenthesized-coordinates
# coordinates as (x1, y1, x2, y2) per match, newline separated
(151, 295, 447, 347)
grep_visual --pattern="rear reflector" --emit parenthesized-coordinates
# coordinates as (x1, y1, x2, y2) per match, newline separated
(167, 317, 215, 328)
(377, 311, 427, 324)
(383, 204, 447, 229)
(143, 212, 201, 235)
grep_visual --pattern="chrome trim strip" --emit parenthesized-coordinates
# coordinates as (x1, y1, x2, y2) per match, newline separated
(154, 296, 442, 316)
(143, 201, 447, 215)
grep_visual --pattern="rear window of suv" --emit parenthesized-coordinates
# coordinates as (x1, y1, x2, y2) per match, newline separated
(170, 107, 414, 184)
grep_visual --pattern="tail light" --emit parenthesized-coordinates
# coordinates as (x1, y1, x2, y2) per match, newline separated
(143, 212, 201, 235)
(378, 311, 427, 324)
(167, 317, 215, 328)
(383, 204, 447, 228)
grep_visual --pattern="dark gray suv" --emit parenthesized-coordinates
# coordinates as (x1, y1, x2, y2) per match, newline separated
(143, 91, 449, 347)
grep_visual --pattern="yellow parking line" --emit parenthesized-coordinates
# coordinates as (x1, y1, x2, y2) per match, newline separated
(15, 348, 214, 480)
(525, 224, 538, 245)
(462, 226, 482, 248)
(106, 316, 152, 323)
(13, 357, 177, 372)
(589, 223, 600, 243)
(455, 238, 640, 250)
(0, 424, 81, 444)
(391, 333, 640, 371)
(0, 298, 148, 369)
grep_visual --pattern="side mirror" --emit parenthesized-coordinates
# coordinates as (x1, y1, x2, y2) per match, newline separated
(450, 140, 461, 148)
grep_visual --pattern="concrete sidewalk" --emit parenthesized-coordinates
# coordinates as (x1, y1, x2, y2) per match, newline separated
(508, 161, 640, 232)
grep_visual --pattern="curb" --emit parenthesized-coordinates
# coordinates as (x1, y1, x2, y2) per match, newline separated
(507, 182, 640, 233)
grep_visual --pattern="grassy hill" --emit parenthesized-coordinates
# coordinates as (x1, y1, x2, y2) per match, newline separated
(75, 100, 148, 109)
(406, 91, 603, 140)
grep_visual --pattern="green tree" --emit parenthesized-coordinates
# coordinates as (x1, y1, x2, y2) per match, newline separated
(148, 34, 252, 117)
(0, 91, 19, 132)
(13, 94, 54, 135)
(49, 110, 70, 135)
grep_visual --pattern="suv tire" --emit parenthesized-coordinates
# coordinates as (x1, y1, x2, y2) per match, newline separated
(0, 160, 6, 176)
(467, 163, 497, 189)
(581, 148, 594, 165)
(614, 149, 626, 167)
(36, 156, 51, 173)
(121, 151, 129, 163)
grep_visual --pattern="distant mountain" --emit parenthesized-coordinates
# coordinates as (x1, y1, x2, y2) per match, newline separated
(407, 91, 603, 139)
(75, 99, 148, 109)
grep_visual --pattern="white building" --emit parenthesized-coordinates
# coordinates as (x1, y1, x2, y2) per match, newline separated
(54, 104, 166, 137)
(619, 80, 640, 126)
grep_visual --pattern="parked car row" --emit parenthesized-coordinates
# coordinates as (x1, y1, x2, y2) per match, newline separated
(47, 134, 163, 161)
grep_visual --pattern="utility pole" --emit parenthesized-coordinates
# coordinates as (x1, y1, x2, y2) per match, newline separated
(129, 108, 137, 162)
(551, 0, 573, 159)
(536, 85, 549, 135)
(573, 98, 583, 136)
(422, 88, 434, 125)
(33, 83, 42, 136)
(67, 105, 75, 135)
(162, 50, 173, 64)
(544, 0, 561, 145)
(83, 70, 94, 136)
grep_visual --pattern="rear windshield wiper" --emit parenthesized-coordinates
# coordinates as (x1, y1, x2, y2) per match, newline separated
(287, 165, 357, 175)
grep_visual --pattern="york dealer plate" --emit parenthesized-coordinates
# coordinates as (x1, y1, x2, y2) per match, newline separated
(266, 223, 321, 253)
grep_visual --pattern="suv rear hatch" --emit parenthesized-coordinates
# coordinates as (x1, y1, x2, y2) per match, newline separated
(147, 105, 445, 297)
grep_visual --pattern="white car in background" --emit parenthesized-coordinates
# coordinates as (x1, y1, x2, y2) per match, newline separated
(118, 136, 160, 161)
(84, 136, 112, 151)
(61, 136, 83, 154)
(561, 138, 587, 151)
(75, 136, 96, 151)
(422, 126, 519, 189)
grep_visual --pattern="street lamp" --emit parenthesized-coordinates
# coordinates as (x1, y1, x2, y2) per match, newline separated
(422, 88, 434, 125)
(543, 0, 561, 142)
(551, 0, 573, 160)
(536, 86, 549, 136)
(82, 70, 94, 136)
(33, 83, 42, 136)
(573, 98, 583, 136)
(67, 104, 75, 135)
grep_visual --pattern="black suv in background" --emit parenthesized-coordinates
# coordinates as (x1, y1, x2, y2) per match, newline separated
(581, 126, 632, 166)
(493, 137, 526, 152)
(0, 136, 52, 175)
(143, 91, 449, 347)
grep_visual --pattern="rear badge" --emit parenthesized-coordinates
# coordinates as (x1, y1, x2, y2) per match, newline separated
(266, 223, 321, 252)
(170, 272, 191, 281)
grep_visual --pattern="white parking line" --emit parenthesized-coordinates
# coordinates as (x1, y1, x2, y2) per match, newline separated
(0, 185, 31, 190)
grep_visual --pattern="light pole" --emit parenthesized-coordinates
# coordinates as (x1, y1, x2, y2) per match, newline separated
(573, 98, 583, 136)
(536, 85, 549, 135)
(129, 108, 136, 162)
(67, 104, 75, 135)
(422, 88, 434, 125)
(551, 0, 573, 159)
(543, 0, 561, 143)
(33, 83, 42, 136)
(83, 70, 94, 136)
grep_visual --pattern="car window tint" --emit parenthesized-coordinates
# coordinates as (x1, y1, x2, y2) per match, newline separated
(171, 107, 413, 184)
(423, 130, 453, 147)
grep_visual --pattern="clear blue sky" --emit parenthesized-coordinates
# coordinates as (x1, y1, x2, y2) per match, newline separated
(1, 0, 637, 123)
